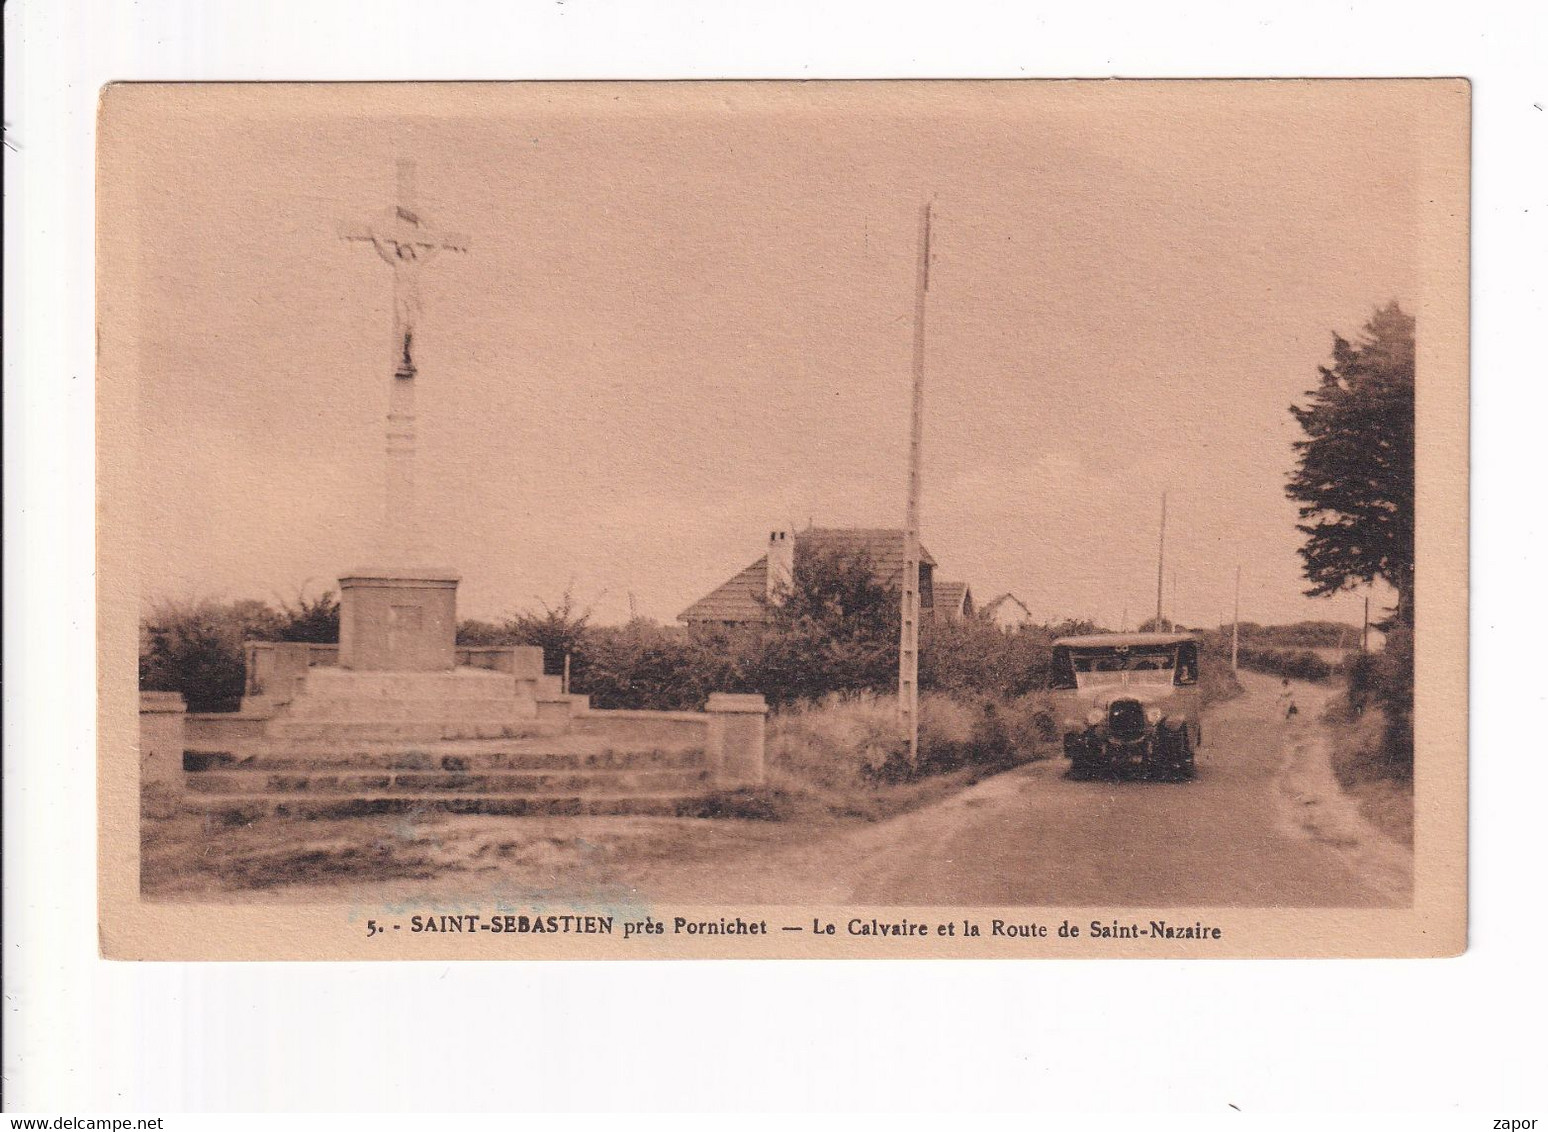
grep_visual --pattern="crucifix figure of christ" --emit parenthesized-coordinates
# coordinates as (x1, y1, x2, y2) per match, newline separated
(339, 160, 468, 563)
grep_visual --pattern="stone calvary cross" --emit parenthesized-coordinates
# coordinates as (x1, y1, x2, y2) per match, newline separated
(333, 160, 470, 672)
(339, 159, 468, 563)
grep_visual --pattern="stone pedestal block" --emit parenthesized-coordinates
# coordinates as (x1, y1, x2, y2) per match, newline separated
(705, 692, 769, 786)
(140, 691, 187, 792)
(338, 567, 460, 671)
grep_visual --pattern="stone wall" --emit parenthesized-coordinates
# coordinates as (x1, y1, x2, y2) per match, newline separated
(156, 687, 769, 804)
(244, 642, 541, 703)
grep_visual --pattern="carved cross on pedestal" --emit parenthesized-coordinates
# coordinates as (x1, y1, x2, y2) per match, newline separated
(339, 160, 469, 562)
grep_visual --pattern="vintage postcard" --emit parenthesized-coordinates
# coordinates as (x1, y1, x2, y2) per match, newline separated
(98, 80, 1468, 959)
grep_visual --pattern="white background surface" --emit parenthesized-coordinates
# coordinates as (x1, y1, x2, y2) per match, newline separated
(4, 0, 1544, 1115)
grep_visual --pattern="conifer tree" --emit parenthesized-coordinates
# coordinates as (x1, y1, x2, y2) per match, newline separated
(1286, 302, 1415, 627)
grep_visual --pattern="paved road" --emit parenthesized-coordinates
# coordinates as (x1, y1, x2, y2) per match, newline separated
(639, 671, 1411, 908)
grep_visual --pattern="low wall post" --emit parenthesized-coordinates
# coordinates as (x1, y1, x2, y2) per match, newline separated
(705, 693, 769, 787)
(140, 691, 188, 799)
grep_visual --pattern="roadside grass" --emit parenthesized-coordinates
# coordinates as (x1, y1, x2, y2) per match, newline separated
(1200, 654, 1244, 708)
(688, 690, 1053, 823)
(143, 690, 1055, 897)
(1322, 699, 1414, 848)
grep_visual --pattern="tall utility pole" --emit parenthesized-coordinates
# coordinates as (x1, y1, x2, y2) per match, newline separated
(1155, 490, 1168, 630)
(1231, 565, 1241, 672)
(898, 201, 932, 765)
(1362, 593, 1371, 654)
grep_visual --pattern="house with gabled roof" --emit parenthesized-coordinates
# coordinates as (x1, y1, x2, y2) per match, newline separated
(679, 527, 968, 629)
(982, 592, 1034, 632)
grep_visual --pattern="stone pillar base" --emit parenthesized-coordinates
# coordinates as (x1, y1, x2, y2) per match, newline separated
(140, 691, 187, 816)
(338, 567, 460, 671)
(706, 693, 769, 787)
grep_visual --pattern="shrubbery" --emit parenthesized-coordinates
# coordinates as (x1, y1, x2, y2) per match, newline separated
(139, 591, 341, 712)
(1235, 645, 1336, 683)
(759, 690, 1052, 818)
(1232, 620, 1358, 649)
(921, 616, 1052, 698)
(1337, 624, 1414, 781)
(577, 621, 745, 710)
(142, 544, 1248, 766)
(1194, 642, 1245, 707)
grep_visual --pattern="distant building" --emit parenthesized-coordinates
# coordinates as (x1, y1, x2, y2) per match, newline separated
(934, 581, 975, 621)
(678, 527, 949, 629)
(981, 592, 1034, 632)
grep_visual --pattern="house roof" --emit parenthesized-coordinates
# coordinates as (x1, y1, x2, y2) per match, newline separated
(935, 581, 970, 614)
(678, 528, 937, 624)
(982, 593, 1033, 619)
(677, 557, 770, 624)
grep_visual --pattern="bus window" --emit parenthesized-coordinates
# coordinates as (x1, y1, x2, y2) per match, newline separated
(1047, 647, 1077, 690)
(1174, 641, 1199, 685)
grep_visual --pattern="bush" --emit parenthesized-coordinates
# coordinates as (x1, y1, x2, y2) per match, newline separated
(920, 617, 1053, 699)
(1237, 620, 1359, 649)
(1188, 633, 1245, 706)
(273, 589, 340, 643)
(761, 690, 1052, 818)
(1338, 625, 1413, 781)
(576, 621, 744, 711)
(140, 598, 277, 712)
(1236, 645, 1335, 682)
(762, 694, 901, 817)
(1326, 706, 1413, 846)
(477, 589, 593, 676)
(140, 591, 341, 711)
(874, 692, 1054, 780)
(1324, 629, 1414, 842)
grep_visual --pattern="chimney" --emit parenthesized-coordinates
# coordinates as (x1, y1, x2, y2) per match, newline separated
(766, 529, 794, 603)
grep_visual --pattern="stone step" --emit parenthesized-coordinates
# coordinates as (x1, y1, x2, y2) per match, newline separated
(294, 667, 529, 699)
(184, 746, 707, 773)
(185, 729, 704, 757)
(185, 794, 709, 819)
(214, 721, 579, 750)
(268, 721, 553, 742)
(281, 698, 537, 722)
(184, 767, 713, 796)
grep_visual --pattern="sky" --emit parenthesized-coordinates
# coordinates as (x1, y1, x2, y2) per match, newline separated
(116, 82, 1423, 630)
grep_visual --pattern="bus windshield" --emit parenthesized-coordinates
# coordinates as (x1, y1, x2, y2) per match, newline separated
(1047, 643, 1199, 690)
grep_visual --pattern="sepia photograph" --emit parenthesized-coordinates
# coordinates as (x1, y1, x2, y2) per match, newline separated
(96, 79, 1468, 959)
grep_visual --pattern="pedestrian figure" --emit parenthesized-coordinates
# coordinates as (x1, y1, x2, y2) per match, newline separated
(1277, 678, 1299, 720)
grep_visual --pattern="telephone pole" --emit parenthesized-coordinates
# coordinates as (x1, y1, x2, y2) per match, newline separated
(1155, 490, 1168, 630)
(898, 201, 931, 765)
(1231, 565, 1241, 672)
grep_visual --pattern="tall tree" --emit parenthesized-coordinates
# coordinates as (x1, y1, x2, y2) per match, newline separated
(754, 544, 900, 703)
(1286, 302, 1415, 627)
